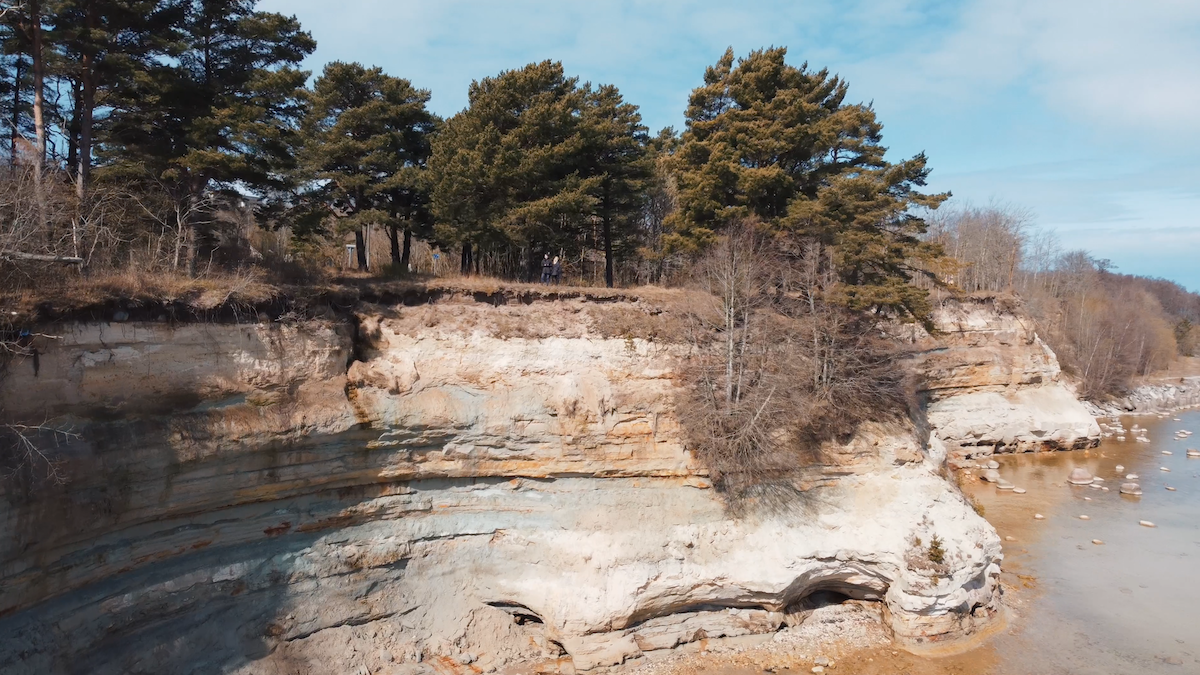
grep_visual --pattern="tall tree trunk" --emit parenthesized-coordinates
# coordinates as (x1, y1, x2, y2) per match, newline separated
(355, 228, 367, 270)
(460, 241, 472, 275)
(29, 0, 47, 231)
(66, 78, 81, 172)
(601, 190, 615, 288)
(400, 228, 412, 270)
(76, 1, 98, 203)
(388, 224, 401, 266)
(9, 56, 21, 164)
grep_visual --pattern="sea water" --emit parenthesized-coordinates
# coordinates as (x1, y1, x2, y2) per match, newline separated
(965, 409, 1200, 673)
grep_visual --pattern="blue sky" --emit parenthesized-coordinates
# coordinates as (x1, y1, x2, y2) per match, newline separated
(261, 0, 1200, 290)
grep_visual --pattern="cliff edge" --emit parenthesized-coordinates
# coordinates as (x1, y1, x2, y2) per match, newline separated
(0, 293, 1043, 674)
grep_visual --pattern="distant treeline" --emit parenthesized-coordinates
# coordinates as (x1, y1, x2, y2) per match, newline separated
(927, 205, 1200, 397)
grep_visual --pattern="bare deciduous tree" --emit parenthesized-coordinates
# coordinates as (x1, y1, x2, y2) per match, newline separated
(679, 226, 908, 504)
(925, 203, 1031, 293)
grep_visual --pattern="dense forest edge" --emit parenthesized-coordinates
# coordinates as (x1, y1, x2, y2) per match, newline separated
(1, 1, 1197, 493)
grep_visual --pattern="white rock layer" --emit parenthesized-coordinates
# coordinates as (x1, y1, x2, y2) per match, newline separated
(0, 299, 1004, 674)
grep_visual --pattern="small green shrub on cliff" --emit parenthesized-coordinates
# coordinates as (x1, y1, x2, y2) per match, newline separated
(927, 535, 946, 565)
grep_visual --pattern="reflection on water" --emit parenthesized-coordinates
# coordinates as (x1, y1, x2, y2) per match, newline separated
(964, 410, 1200, 674)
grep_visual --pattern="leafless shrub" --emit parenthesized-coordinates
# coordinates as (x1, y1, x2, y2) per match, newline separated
(0, 421, 76, 484)
(0, 319, 75, 485)
(678, 226, 909, 505)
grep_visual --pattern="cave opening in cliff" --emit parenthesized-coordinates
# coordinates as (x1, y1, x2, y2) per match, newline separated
(790, 589, 854, 612)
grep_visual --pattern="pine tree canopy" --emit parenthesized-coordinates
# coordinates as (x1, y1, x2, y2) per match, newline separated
(99, 0, 315, 198)
(428, 60, 650, 283)
(670, 47, 949, 318)
(293, 60, 437, 240)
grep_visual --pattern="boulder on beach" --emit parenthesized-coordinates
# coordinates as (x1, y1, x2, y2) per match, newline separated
(1068, 468, 1094, 485)
(1120, 483, 1142, 495)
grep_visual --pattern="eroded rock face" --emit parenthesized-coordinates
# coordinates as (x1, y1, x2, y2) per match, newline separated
(0, 298, 1002, 674)
(916, 298, 1100, 458)
(1089, 376, 1200, 416)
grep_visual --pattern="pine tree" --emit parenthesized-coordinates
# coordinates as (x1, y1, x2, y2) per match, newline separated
(430, 60, 590, 277)
(429, 61, 649, 284)
(49, 0, 167, 200)
(579, 84, 651, 287)
(293, 60, 437, 271)
(672, 47, 948, 319)
(99, 0, 315, 273)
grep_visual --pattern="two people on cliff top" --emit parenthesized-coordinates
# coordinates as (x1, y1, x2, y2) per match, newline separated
(540, 253, 562, 284)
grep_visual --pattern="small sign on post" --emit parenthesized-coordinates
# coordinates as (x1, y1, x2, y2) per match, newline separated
(345, 244, 356, 269)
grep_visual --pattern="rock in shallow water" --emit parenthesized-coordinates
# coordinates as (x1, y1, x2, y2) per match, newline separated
(1068, 468, 1094, 485)
(1120, 483, 1142, 495)
(982, 469, 1001, 483)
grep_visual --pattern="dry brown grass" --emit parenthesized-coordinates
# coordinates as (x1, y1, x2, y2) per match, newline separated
(0, 266, 708, 324)
(0, 268, 279, 321)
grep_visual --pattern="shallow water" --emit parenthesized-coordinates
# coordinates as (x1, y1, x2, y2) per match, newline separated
(965, 410, 1200, 673)
(616, 413, 1200, 675)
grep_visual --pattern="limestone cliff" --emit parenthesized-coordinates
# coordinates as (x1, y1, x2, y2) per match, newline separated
(914, 297, 1101, 459)
(0, 294, 1004, 675)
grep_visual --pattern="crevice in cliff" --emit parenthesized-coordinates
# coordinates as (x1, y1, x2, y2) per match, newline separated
(284, 606, 417, 643)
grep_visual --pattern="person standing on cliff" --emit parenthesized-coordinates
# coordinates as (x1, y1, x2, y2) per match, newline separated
(540, 253, 552, 283)
(551, 256, 562, 285)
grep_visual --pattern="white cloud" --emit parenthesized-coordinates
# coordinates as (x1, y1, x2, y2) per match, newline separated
(858, 0, 1200, 137)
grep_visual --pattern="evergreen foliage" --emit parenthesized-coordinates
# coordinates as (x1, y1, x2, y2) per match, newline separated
(293, 61, 437, 270)
(428, 60, 650, 285)
(100, 1, 314, 191)
(670, 47, 949, 319)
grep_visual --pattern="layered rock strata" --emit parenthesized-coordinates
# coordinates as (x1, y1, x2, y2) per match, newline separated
(0, 297, 1001, 675)
(915, 298, 1100, 459)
